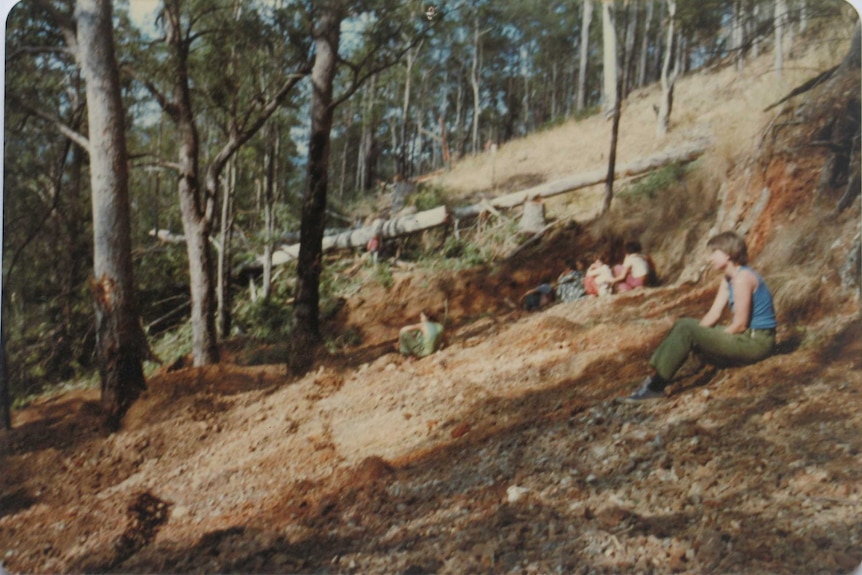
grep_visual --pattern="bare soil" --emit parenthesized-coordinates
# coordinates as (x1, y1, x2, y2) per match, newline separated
(2, 38, 862, 575)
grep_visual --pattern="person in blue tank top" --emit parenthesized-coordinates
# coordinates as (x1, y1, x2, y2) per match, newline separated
(624, 231, 777, 402)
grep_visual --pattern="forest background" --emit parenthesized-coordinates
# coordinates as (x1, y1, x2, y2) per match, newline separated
(1, 0, 859, 426)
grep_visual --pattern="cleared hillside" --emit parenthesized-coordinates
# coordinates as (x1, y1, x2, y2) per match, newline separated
(1, 22, 861, 575)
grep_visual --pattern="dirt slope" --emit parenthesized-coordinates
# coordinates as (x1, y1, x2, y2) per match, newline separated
(2, 34, 862, 575)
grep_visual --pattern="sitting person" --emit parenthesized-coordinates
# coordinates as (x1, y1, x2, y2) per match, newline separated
(399, 312, 445, 358)
(612, 240, 653, 293)
(623, 231, 777, 402)
(584, 253, 614, 297)
(521, 280, 555, 311)
(555, 259, 588, 303)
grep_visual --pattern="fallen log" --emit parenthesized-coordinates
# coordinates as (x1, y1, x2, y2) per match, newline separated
(263, 205, 449, 267)
(246, 139, 710, 271)
(452, 138, 711, 218)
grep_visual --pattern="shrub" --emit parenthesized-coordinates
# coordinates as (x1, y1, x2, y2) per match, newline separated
(411, 183, 449, 211)
(623, 162, 688, 200)
(234, 296, 292, 341)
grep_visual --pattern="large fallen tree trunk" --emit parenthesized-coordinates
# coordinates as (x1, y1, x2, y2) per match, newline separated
(264, 205, 449, 266)
(247, 140, 710, 270)
(452, 138, 710, 218)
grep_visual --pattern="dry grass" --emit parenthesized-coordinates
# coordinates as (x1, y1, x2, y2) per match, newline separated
(425, 26, 855, 293)
(432, 32, 851, 215)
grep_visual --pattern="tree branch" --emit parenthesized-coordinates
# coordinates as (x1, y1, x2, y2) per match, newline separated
(11, 95, 90, 153)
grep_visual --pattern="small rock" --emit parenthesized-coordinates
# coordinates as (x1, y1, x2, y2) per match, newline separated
(506, 485, 529, 503)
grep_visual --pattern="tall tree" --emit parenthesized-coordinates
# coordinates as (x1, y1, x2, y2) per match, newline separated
(75, 0, 148, 427)
(289, 1, 436, 372)
(133, 0, 310, 365)
(601, 0, 618, 118)
(637, 0, 655, 87)
(289, 2, 344, 372)
(656, 0, 678, 138)
(774, 0, 788, 80)
(577, 0, 594, 112)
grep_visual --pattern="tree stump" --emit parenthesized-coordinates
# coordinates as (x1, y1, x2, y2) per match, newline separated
(519, 199, 546, 234)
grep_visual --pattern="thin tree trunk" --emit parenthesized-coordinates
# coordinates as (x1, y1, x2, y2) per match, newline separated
(577, 0, 593, 112)
(656, 0, 677, 138)
(454, 74, 464, 159)
(603, 3, 628, 215)
(732, 0, 744, 71)
(775, 0, 787, 80)
(653, 0, 666, 83)
(470, 14, 482, 154)
(799, 0, 807, 33)
(637, 0, 654, 88)
(161, 0, 220, 366)
(263, 126, 277, 300)
(601, 0, 618, 118)
(400, 40, 422, 177)
(217, 156, 236, 337)
(623, 3, 637, 96)
(75, 0, 147, 428)
(290, 4, 343, 373)
(752, 3, 761, 59)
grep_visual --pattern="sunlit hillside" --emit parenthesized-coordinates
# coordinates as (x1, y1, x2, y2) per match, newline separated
(1, 9, 860, 575)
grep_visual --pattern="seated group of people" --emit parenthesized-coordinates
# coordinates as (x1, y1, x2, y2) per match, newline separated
(521, 240, 655, 311)
(585, 240, 655, 297)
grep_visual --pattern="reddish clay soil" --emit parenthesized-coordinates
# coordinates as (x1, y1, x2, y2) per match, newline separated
(2, 66, 862, 575)
(1, 205, 860, 575)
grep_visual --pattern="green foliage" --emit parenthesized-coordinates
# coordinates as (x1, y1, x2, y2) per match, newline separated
(622, 162, 689, 200)
(136, 244, 188, 293)
(372, 262, 394, 290)
(234, 296, 293, 342)
(410, 183, 449, 211)
(324, 327, 363, 354)
(147, 322, 194, 376)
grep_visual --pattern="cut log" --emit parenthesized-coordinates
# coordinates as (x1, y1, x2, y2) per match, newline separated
(263, 205, 449, 266)
(244, 140, 709, 272)
(452, 138, 710, 218)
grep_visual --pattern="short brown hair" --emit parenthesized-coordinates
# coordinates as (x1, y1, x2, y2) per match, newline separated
(707, 231, 748, 265)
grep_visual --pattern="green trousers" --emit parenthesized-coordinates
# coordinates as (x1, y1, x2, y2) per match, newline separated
(650, 318, 775, 387)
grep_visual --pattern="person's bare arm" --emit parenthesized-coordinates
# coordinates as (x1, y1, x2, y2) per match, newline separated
(400, 322, 423, 335)
(725, 270, 757, 334)
(611, 263, 630, 284)
(700, 279, 730, 327)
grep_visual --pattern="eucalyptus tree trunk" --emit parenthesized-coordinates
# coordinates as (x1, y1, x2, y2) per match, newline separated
(75, 0, 147, 428)
(470, 14, 482, 154)
(774, 0, 787, 80)
(577, 0, 593, 112)
(601, 0, 618, 118)
(290, 3, 343, 373)
(455, 74, 465, 158)
(656, 0, 677, 138)
(262, 127, 278, 300)
(356, 75, 376, 193)
(216, 157, 235, 337)
(623, 3, 637, 97)
(399, 40, 422, 177)
(163, 0, 220, 366)
(637, 0, 654, 88)
(732, 0, 744, 71)
(799, 0, 807, 34)
(752, 3, 761, 58)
